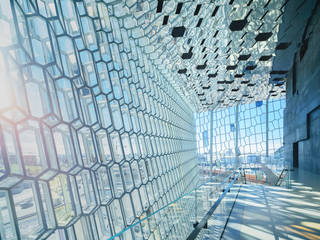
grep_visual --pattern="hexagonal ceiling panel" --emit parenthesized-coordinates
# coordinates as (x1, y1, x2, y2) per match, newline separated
(118, 0, 287, 111)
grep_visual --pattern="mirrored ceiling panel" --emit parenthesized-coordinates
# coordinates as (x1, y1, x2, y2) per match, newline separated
(125, 0, 287, 111)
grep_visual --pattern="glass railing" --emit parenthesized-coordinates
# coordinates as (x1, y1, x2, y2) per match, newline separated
(106, 170, 242, 240)
(194, 177, 241, 239)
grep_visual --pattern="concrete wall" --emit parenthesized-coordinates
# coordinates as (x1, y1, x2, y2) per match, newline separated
(284, 12, 320, 174)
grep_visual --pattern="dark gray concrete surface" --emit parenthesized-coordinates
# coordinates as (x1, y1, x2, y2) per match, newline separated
(284, 7, 320, 174)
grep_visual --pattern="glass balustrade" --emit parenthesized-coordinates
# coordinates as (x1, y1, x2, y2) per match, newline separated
(106, 170, 242, 240)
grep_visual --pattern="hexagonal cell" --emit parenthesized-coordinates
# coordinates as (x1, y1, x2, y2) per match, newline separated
(12, 2, 32, 55)
(60, 0, 80, 36)
(110, 131, 124, 163)
(131, 189, 143, 217)
(138, 135, 147, 158)
(0, 1, 17, 47)
(150, 157, 159, 178)
(145, 183, 154, 205)
(21, 65, 60, 120)
(37, 0, 57, 18)
(11, 180, 44, 239)
(52, 124, 77, 172)
(144, 115, 151, 135)
(121, 162, 134, 192)
(42, 73, 61, 125)
(94, 206, 112, 239)
(144, 158, 154, 181)
(130, 85, 139, 108)
(97, 2, 111, 31)
(0, 120, 23, 176)
(77, 127, 97, 168)
(17, 120, 48, 177)
(55, 78, 79, 122)
(155, 156, 163, 176)
(95, 130, 112, 165)
(152, 180, 159, 201)
(27, 16, 53, 65)
(130, 161, 142, 187)
(138, 160, 148, 184)
(109, 43, 122, 71)
(121, 132, 133, 161)
(79, 50, 97, 86)
(95, 166, 112, 204)
(80, 16, 97, 51)
(144, 136, 153, 157)
(137, 90, 146, 111)
(110, 100, 123, 131)
(40, 124, 59, 179)
(38, 181, 55, 229)
(49, 174, 76, 226)
(108, 199, 124, 234)
(73, 216, 94, 240)
(130, 134, 141, 159)
(96, 95, 112, 128)
(0, 54, 15, 110)
(58, 35, 80, 76)
(139, 185, 150, 211)
(110, 164, 124, 198)
(78, 87, 97, 125)
(120, 78, 132, 104)
(130, 109, 140, 133)
(0, 55, 28, 122)
(97, 64, 111, 94)
(0, 190, 17, 240)
(121, 193, 135, 225)
(109, 71, 122, 99)
(75, 169, 97, 214)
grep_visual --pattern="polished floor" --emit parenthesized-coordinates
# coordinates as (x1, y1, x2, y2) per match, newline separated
(221, 170, 320, 240)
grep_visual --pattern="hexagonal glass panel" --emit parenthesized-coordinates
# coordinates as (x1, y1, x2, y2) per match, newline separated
(76, 170, 96, 214)
(49, 174, 75, 226)
(52, 124, 77, 172)
(12, 180, 44, 239)
(95, 166, 112, 204)
(0, 190, 17, 240)
(17, 120, 48, 177)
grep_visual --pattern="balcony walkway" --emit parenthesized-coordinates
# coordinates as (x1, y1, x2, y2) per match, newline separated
(221, 170, 320, 240)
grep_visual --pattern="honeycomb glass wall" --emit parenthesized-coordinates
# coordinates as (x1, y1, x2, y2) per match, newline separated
(0, 0, 197, 239)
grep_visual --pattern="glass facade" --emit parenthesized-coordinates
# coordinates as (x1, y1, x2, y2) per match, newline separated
(196, 98, 286, 178)
(0, 1, 198, 239)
